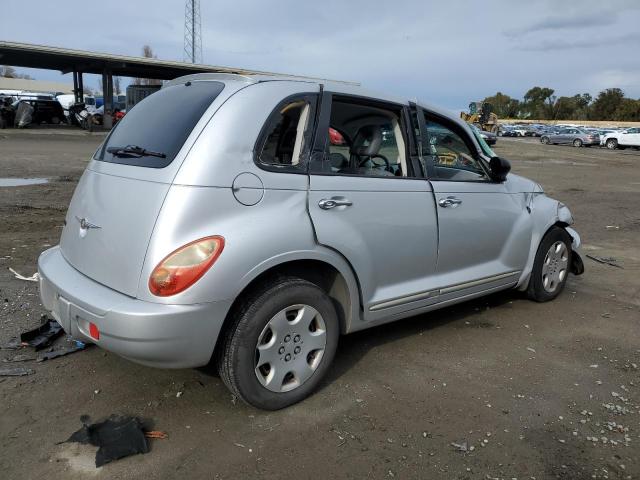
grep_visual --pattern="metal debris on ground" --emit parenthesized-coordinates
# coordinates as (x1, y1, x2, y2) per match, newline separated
(144, 431, 168, 439)
(37, 340, 89, 362)
(8, 267, 40, 282)
(66, 415, 152, 467)
(20, 317, 63, 350)
(0, 366, 35, 376)
(2, 353, 36, 363)
(451, 441, 472, 452)
(586, 255, 623, 269)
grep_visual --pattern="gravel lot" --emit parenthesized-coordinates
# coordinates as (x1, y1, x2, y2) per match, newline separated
(0, 131, 639, 479)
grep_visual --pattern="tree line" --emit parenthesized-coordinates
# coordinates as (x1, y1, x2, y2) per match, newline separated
(483, 87, 640, 122)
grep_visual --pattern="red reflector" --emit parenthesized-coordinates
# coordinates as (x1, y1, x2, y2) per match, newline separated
(89, 322, 100, 340)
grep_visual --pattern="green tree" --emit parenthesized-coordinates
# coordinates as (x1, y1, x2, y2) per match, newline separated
(614, 98, 640, 121)
(482, 92, 521, 118)
(590, 88, 625, 120)
(523, 87, 556, 119)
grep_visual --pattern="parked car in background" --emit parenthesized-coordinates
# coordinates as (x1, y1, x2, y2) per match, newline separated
(601, 128, 640, 149)
(38, 73, 584, 409)
(512, 126, 529, 137)
(470, 124, 497, 145)
(540, 128, 600, 147)
(13, 98, 66, 127)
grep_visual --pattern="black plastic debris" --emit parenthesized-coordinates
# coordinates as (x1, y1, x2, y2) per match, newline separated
(20, 318, 63, 350)
(0, 366, 34, 376)
(38, 340, 88, 362)
(66, 415, 150, 467)
(2, 353, 36, 363)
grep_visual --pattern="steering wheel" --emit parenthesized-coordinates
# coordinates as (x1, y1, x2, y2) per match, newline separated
(358, 154, 390, 169)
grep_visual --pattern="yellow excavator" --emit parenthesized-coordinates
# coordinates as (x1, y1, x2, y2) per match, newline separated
(460, 102, 499, 134)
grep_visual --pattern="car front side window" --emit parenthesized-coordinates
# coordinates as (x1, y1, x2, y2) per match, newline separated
(423, 116, 487, 181)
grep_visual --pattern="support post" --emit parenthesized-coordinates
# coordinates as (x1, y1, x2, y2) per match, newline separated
(102, 69, 113, 129)
(78, 72, 84, 103)
(72, 69, 79, 103)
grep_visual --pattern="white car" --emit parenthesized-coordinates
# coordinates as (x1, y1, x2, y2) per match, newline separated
(601, 128, 640, 149)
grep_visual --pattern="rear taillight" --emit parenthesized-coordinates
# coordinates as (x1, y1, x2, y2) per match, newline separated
(149, 236, 224, 296)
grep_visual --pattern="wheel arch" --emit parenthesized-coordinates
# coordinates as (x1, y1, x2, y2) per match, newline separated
(211, 252, 362, 363)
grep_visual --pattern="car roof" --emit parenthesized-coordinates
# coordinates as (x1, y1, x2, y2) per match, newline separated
(165, 72, 425, 109)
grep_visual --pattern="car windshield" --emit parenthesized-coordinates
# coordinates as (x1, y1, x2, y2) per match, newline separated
(96, 81, 225, 168)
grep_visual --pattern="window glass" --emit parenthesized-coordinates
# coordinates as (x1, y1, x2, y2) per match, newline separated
(97, 81, 224, 168)
(312, 99, 407, 177)
(424, 116, 486, 181)
(258, 99, 311, 167)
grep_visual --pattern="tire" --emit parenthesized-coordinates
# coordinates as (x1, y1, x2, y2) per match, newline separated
(218, 277, 339, 410)
(573, 138, 583, 147)
(51, 116, 60, 125)
(606, 138, 618, 150)
(527, 227, 572, 302)
(541, 136, 550, 144)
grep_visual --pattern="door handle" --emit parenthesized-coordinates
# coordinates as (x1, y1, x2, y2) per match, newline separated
(318, 198, 353, 210)
(438, 196, 463, 208)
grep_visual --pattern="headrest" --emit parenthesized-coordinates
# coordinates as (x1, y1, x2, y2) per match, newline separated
(350, 125, 383, 156)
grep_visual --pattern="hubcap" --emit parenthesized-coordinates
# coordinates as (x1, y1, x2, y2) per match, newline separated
(254, 304, 327, 393)
(541, 241, 569, 293)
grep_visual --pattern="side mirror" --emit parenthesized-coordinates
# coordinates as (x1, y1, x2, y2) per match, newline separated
(489, 156, 511, 182)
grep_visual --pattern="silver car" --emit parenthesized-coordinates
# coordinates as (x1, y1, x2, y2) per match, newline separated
(38, 74, 584, 409)
(540, 128, 600, 147)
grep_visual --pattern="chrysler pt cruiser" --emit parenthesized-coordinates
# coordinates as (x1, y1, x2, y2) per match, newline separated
(38, 73, 584, 409)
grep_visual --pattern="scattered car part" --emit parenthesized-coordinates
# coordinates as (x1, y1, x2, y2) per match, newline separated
(0, 366, 34, 376)
(20, 318, 63, 350)
(66, 415, 150, 467)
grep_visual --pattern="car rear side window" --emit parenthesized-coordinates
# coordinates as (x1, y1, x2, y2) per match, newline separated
(96, 81, 224, 168)
(255, 95, 315, 170)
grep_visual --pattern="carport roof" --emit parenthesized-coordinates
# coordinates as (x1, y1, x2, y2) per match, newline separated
(0, 41, 350, 83)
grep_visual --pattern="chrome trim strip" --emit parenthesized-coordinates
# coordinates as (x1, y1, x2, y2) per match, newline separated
(439, 271, 521, 295)
(369, 289, 437, 312)
(368, 271, 521, 312)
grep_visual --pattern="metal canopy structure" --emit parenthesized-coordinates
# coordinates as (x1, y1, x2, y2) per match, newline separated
(0, 41, 285, 80)
(0, 41, 354, 128)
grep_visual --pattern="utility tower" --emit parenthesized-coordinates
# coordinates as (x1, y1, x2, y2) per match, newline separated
(183, 0, 202, 64)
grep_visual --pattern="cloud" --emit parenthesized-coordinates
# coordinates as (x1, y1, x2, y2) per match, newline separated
(2, 0, 640, 106)
(504, 12, 617, 38)
(513, 32, 640, 51)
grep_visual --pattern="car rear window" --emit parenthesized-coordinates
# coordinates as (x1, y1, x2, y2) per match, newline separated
(96, 81, 225, 168)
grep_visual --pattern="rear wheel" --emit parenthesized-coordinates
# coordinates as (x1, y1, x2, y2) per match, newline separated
(218, 277, 339, 410)
(606, 138, 618, 150)
(527, 227, 572, 302)
(573, 138, 583, 147)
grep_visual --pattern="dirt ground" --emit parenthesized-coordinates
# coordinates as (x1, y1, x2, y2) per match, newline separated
(0, 130, 638, 480)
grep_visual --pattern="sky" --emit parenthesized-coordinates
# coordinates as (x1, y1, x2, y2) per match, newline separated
(2, 0, 640, 111)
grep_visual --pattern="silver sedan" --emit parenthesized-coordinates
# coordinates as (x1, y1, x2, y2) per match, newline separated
(540, 128, 600, 147)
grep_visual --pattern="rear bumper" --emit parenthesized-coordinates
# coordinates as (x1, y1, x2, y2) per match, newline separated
(38, 246, 232, 368)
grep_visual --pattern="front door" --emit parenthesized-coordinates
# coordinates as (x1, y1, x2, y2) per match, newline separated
(307, 93, 439, 323)
(419, 109, 532, 300)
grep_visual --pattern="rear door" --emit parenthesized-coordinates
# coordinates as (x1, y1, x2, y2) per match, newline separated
(307, 93, 439, 321)
(417, 108, 531, 299)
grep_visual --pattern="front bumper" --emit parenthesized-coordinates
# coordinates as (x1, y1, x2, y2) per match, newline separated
(565, 227, 585, 275)
(38, 247, 232, 368)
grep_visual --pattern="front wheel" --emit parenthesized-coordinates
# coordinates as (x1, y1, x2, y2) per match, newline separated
(606, 138, 618, 150)
(527, 227, 572, 302)
(218, 277, 339, 410)
(541, 136, 550, 144)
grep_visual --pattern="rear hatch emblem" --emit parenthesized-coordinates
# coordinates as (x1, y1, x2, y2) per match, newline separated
(75, 216, 101, 238)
